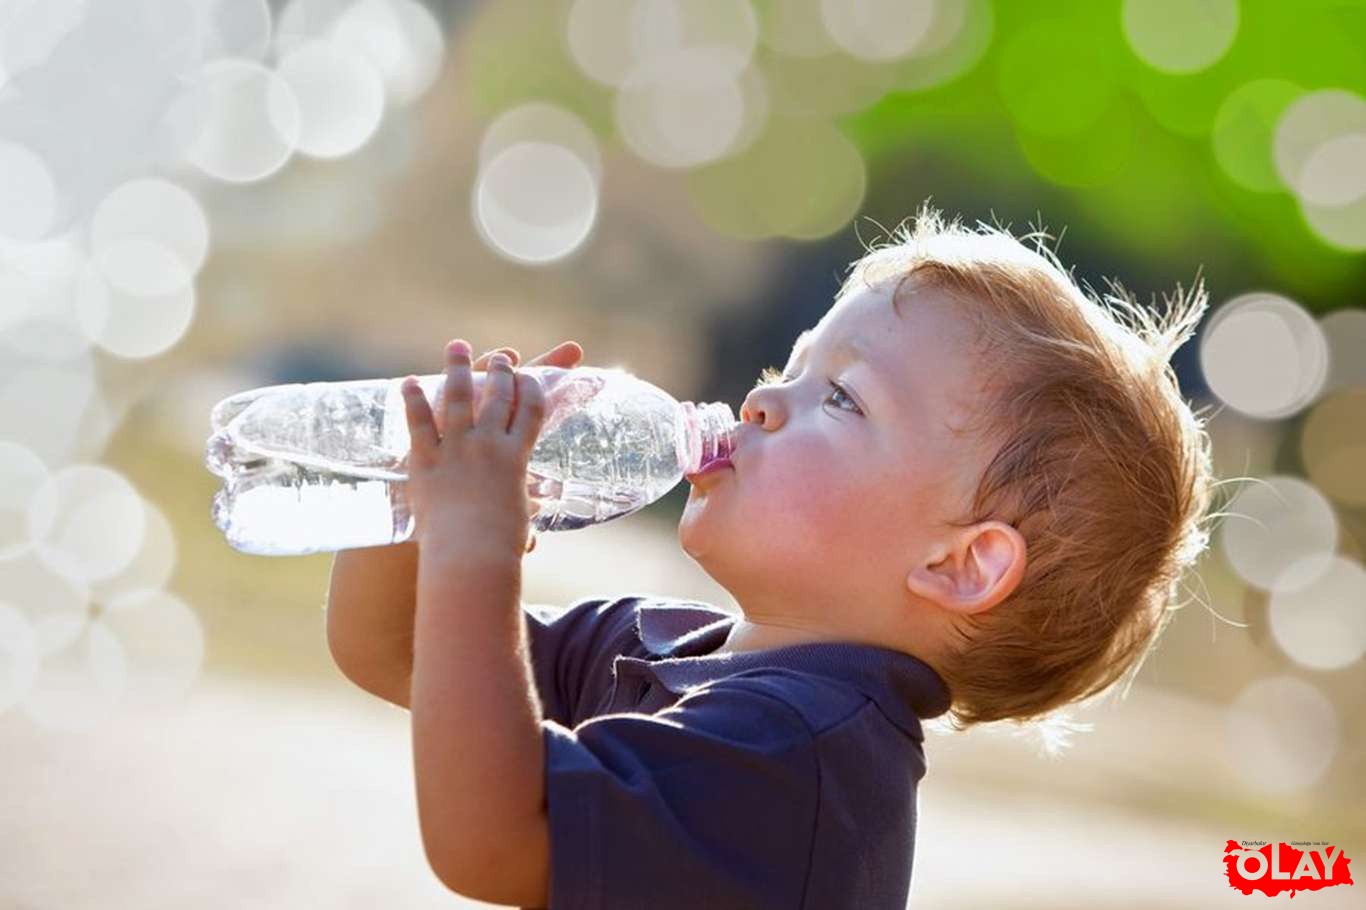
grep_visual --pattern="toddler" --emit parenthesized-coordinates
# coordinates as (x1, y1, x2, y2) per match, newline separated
(326, 202, 1217, 908)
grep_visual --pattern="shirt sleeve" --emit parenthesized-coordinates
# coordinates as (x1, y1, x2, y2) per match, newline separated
(522, 596, 640, 726)
(539, 678, 819, 910)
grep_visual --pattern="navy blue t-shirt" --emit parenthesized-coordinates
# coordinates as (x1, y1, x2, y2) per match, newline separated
(521, 594, 952, 910)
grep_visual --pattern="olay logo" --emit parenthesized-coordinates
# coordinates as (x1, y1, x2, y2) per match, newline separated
(1223, 841, 1354, 897)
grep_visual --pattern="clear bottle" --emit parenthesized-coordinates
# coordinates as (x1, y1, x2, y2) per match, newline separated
(203, 365, 737, 556)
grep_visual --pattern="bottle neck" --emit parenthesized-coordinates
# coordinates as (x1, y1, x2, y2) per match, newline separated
(681, 401, 738, 474)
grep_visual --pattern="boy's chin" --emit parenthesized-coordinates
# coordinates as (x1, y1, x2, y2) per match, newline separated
(677, 503, 725, 560)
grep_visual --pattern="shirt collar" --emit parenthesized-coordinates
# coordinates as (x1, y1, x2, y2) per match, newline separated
(623, 600, 952, 740)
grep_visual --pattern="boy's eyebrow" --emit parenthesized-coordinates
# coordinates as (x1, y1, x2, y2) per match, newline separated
(788, 328, 897, 411)
(787, 329, 871, 369)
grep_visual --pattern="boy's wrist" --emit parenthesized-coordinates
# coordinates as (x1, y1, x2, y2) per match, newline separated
(417, 543, 523, 594)
(418, 512, 530, 564)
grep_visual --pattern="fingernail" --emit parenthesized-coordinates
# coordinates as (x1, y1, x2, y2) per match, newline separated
(448, 340, 470, 358)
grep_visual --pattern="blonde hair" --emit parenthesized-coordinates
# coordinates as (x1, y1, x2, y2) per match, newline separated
(840, 201, 1220, 752)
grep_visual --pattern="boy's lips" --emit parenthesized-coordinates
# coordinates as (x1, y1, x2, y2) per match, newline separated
(685, 456, 734, 485)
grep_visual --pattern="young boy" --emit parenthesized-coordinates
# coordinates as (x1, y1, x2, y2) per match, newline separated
(325, 203, 1217, 908)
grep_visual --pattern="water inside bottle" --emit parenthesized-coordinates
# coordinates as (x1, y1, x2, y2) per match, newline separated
(206, 366, 737, 554)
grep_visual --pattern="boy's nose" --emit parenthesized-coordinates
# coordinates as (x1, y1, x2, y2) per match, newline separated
(740, 387, 779, 428)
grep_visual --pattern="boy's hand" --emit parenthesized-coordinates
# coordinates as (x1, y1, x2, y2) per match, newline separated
(434, 341, 583, 437)
(401, 340, 583, 554)
(400, 339, 554, 561)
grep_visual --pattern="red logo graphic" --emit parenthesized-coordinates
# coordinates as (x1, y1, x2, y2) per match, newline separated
(1224, 840, 1354, 897)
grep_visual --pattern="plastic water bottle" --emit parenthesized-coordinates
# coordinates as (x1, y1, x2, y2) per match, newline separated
(203, 365, 738, 556)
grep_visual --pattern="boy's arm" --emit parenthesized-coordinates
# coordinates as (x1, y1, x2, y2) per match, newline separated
(324, 341, 582, 708)
(324, 541, 419, 707)
(410, 548, 549, 908)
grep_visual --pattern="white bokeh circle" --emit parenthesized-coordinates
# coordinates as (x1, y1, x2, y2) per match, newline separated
(74, 258, 197, 361)
(26, 464, 148, 584)
(1219, 475, 1338, 593)
(615, 47, 746, 168)
(1199, 292, 1328, 420)
(1223, 676, 1339, 796)
(1268, 555, 1366, 671)
(0, 441, 50, 560)
(0, 140, 59, 242)
(185, 58, 302, 183)
(91, 179, 210, 278)
(276, 39, 386, 159)
(473, 142, 599, 265)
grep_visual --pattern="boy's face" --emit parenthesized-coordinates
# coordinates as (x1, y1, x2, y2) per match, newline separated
(678, 279, 993, 642)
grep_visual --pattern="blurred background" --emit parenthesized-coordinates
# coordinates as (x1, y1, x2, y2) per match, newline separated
(1, 0, 1364, 907)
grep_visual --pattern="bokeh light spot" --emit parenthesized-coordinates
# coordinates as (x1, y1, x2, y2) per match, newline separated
(1211, 79, 1303, 193)
(1219, 475, 1337, 594)
(567, 0, 640, 88)
(1016, 97, 1134, 188)
(26, 465, 148, 584)
(98, 590, 205, 710)
(615, 47, 746, 168)
(754, 0, 838, 58)
(1299, 193, 1366, 253)
(196, 0, 273, 61)
(0, 362, 98, 465)
(332, 0, 446, 106)
(93, 240, 192, 297)
(1199, 292, 1328, 420)
(889, 0, 992, 93)
(1273, 90, 1366, 200)
(819, 0, 935, 63)
(686, 116, 865, 240)
(274, 0, 354, 56)
(0, 441, 49, 560)
(276, 40, 386, 159)
(90, 500, 178, 605)
(1318, 308, 1366, 394)
(1296, 132, 1366, 208)
(763, 48, 895, 119)
(479, 102, 602, 182)
(630, 0, 757, 75)
(21, 615, 124, 729)
(1223, 676, 1339, 796)
(0, 140, 59, 242)
(1269, 555, 1366, 671)
(74, 258, 197, 361)
(185, 58, 302, 183)
(473, 142, 599, 265)
(91, 179, 210, 280)
(1299, 389, 1366, 508)
(1122, 0, 1238, 74)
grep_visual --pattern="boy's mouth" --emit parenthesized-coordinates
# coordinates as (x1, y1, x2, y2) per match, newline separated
(685, 456, 733, 485)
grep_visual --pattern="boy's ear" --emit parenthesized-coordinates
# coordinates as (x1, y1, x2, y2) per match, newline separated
(905, 521, 1026, 616)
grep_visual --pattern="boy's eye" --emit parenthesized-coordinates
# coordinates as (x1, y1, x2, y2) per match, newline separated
(755, 366, 864, 416)
(825, 380, 862, 415)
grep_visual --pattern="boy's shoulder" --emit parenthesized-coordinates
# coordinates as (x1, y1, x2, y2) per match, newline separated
(693, 665, 877, 740)
(626, 596, 897, 737)
(527, 592, 950, 743)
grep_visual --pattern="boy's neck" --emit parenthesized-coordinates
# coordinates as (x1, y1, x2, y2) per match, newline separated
(710, 618, 851, 656)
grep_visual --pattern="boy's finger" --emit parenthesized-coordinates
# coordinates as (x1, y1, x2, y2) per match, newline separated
(509, 371, 546, 445)
(442, 339, 475, 433)
(401, 376, 439, 456)
(477, 353, 517, 434)
(525, 340, 582, 368)
(474, 347, 519, 369)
